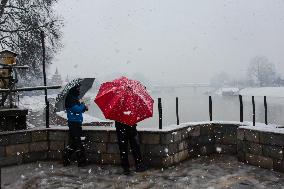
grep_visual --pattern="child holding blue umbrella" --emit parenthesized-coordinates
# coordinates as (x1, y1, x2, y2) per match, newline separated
(62, 84, 88, 167)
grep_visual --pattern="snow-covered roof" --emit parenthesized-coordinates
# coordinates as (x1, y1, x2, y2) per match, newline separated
(214, 88, 239, 95)
(221, 88, 239, 92)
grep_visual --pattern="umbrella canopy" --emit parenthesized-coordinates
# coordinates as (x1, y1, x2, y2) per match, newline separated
(94, 76, 154, 126)
(55, 78, 95, 112)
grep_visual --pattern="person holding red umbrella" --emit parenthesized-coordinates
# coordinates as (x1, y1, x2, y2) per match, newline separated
(95, 76, 154, 175)
(115, 121, 146, 175)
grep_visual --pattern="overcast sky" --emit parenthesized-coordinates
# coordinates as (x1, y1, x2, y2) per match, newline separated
(50, 0, 284, 84)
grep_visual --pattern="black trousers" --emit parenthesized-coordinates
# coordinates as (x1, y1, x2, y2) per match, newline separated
(63, 121, 86, 163)
(115, 122, 143, 170)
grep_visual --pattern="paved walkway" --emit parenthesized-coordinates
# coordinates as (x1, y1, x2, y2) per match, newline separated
(2, 155, 284, 189)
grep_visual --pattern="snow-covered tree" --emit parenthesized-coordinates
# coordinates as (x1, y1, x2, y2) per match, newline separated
(247, 56, 277, 87)
(0, 0, 63, 84)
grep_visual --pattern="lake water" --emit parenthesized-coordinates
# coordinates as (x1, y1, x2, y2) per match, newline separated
(87, 87, 284, 129)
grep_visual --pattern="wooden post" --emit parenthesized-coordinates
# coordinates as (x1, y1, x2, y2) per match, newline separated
(17, 94, 20, 107)
(1, 93, 3, 106)
(264, 96, 268, 125)
(209, 96, 212, 121)
(176, 97, 179, 125)
(158, 98, 162, 129)
(40, 31, 49, 128)
(239, 95, 243, 122)
(8, 67, 13, 108)
(0, 166, 1, 189)
(252, 96, 255, 126)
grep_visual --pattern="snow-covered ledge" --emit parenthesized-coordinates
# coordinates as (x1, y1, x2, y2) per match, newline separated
(1, 122, 284, 173)
(237, 124, 284, 172)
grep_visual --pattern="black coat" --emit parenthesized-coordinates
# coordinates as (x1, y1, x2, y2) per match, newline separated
(115, 121, 137, 128)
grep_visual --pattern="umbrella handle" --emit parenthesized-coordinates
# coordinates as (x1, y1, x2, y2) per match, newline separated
(81, 102, 89, 111)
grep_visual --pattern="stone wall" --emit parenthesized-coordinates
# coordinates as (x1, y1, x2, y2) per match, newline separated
(0, 129, 49, 166)
(0, 123, 284, 173)
(237, 127, 284, 172)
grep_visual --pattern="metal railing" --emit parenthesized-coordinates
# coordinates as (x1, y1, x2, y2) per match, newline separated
(157, 95, 270, 130)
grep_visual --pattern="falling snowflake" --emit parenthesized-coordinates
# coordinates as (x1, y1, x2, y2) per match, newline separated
(123, 111, 131, 115)
(216, 147, 222, 153)
(164, 148, 169, 153)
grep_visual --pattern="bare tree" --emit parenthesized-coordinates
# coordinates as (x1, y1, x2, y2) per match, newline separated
(0, 0, 63, 84)
(247, 56, 277, 87)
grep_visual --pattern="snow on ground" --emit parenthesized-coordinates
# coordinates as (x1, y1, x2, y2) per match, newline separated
(214, 87, 284, 97)
(56, 111, 110, 124)
(18, 94, 58, 111)
(239, 87, 284, 97)
(19, 95, 49, 111)
(2, 155, 284, 189)
(239, 123, 284, 134)
(147, 121, 284, 133)
(18, 94, 110, 126)
(37, 121, 284, 134)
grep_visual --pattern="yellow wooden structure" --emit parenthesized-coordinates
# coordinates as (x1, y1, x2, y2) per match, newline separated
(0, 50, 17, 65)
(0, 50, 17, 89)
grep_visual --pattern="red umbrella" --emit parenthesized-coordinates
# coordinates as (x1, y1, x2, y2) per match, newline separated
(94, 76, 154, 126)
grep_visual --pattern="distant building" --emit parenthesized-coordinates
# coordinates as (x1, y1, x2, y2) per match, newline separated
(65, 75, 70, 83)
(47, 68, 63, 95)
(50, 68, 63, 86)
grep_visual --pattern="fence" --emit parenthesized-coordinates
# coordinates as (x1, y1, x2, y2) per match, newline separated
(157, 95, 273, 130)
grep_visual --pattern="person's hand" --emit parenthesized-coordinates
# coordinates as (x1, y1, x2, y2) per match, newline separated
(84, 104, 89, 111)
(80, 100, 89, 111)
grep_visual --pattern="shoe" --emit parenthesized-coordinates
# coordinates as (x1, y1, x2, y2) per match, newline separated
(76, 149, 87, 167)
(135, 164, 147, 172)
(63, 153, 71, 167)
(63, 147, 72, 167)
(123, 168, 130, 175)
(63, 160, 71, 167)
(78, 160, 88, 167)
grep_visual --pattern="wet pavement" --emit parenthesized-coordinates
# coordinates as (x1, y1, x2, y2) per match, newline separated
(2, 155, 284, 189)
